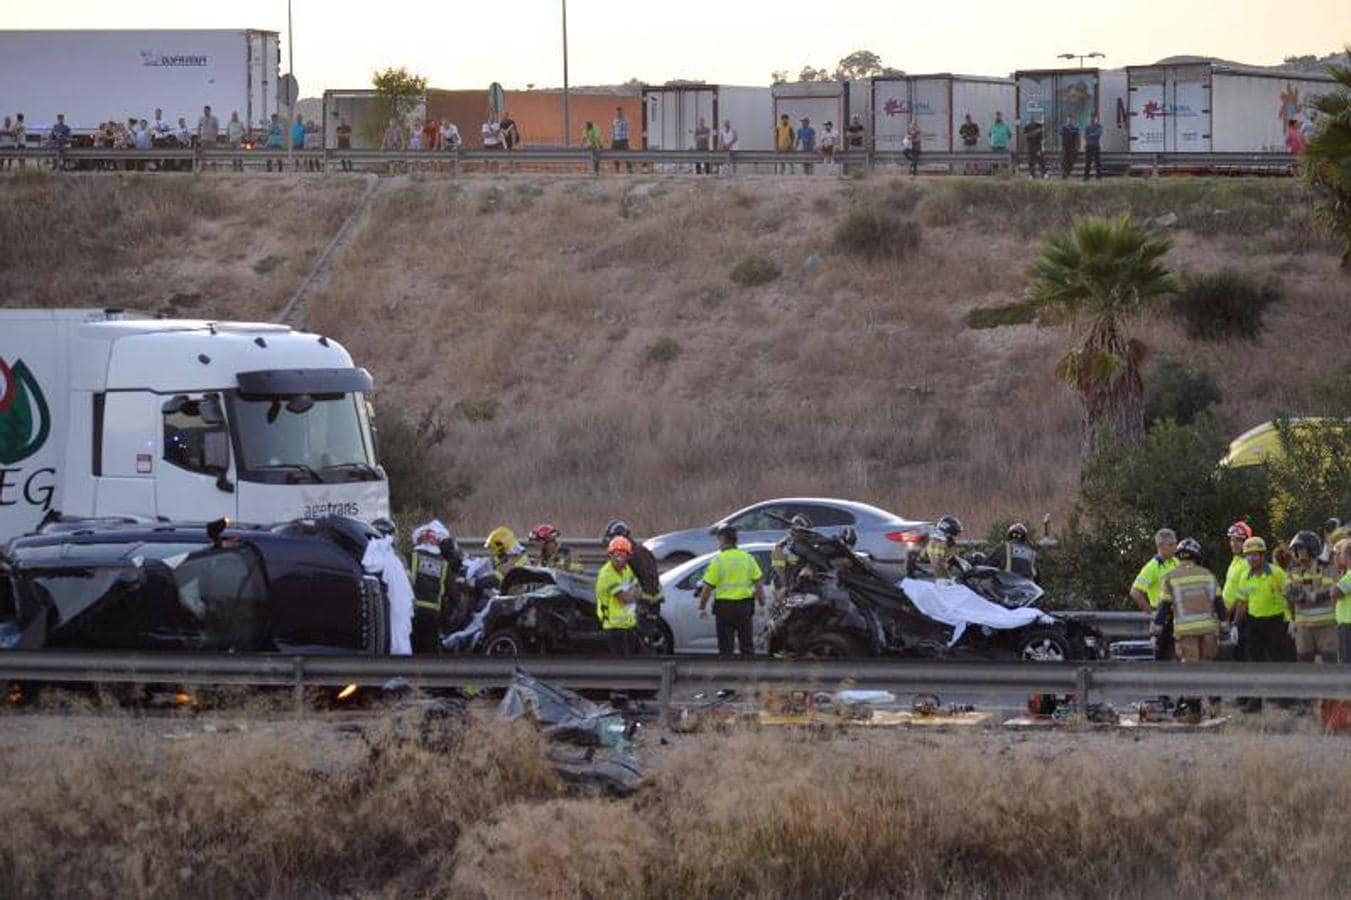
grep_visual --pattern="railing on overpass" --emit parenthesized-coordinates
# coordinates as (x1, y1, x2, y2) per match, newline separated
(0, 651, 1345, 718)
(0, 146, 1300, 177)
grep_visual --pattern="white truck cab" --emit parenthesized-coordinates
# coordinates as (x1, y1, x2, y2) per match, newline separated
(0, 310, 389, 543)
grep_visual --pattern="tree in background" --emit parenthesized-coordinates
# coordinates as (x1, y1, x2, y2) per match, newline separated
(1301, 48, 1351, 270)
(1027, 215, 1177, 459)
(1266, 418, 1351, 539)
(774, 49, 903, 84)
(365, 67, 428, 146)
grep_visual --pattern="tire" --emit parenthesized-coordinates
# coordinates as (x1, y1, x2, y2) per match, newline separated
(638, 617, 675, 656)
(482, 628, 528, 657)
(803, 631, 868, 659)
(1016, 626, 1072, 662)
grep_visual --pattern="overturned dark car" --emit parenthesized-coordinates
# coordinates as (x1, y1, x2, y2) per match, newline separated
(0, 516, 391, 653)
(767, 526, 1103, 661)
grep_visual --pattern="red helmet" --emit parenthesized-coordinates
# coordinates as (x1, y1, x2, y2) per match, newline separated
(528, 523, 561, 543)
(1227, 521, 1253, 541)
(606, 536, 633, 557)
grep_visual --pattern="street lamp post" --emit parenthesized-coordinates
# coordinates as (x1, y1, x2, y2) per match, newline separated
(1058, 51, 1104, 69)
(561, 0, 571, 148)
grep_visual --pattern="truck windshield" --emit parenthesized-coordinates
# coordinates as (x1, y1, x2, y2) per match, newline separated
(227, 392, 377, 484)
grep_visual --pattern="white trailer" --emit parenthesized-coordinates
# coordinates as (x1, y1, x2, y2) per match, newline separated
(871, 74, 1015, 152)
(772, 81, 854, 138)
(0, 29, 281, 136)
(1127, 63, 1335, 153)
(0, 310, 390, 545)
(1015, 68, 1129, 152)
(642, 84, 773, 152)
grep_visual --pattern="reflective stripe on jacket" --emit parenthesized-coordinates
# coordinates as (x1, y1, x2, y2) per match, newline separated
(1160, 563, 1219, 637)
(595, 561, 639, 630)
(1287, 565, 1335, 626)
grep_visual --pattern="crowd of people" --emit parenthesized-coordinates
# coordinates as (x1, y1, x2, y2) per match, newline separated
(1132, 517, 1351, 717)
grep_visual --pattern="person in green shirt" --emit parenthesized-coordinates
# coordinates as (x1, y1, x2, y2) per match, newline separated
(697, 526, 765, 656)
(1326, 537, 1351, 662)
(1130, 528, 1180, 661)
(988, 111, 1013, 173)
(1222, 521, 1255, 660)
(595, 536, 642, 655)
(1233, 536, 1293, 665)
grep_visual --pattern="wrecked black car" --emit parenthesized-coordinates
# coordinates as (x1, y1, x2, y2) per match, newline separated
(0, 516, 390, 653)
(445, 570, 672, 656)
(766, 527, 1102, 661)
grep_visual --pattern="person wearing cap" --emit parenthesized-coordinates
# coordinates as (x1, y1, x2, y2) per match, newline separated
(1232, 535, 1293, 676)
(1326, 537, 1351, 662)
(595, 536, 642, 654)
(698, 526, 765, 656)
(527, 523, 582, 572)
(1222, 521, 1255, 660)
(1130, 528, 1181, 661)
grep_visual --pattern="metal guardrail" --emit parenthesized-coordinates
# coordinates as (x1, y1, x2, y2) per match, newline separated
(0, 146, 1299, 176)
(2, 652, 1346, 717)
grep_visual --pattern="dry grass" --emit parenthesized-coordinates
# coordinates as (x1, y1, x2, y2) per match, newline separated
(2, 172, 1346, 537)
(6, 710, 1351, 898)
(0, 172, 366, 320)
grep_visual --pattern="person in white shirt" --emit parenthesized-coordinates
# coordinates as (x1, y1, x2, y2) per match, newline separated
(442, 120, 461, 150)
(226, 111, 245, 171)
(481, 118, 501, 149)
(152, 108, 171, 139)
(175, 117, 191, 145)
(719, 119, 739, 173)
(409, 118, 423, 151)
(819, 121, 840, 173)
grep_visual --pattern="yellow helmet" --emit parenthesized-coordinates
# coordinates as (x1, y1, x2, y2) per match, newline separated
(1242, 536, 1267, 554)
(485, 526, 518, 555)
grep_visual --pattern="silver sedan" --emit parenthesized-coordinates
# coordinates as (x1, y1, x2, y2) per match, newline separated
(643, 497, 929, 566)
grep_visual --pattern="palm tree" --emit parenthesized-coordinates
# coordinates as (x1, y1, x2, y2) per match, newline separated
(1302, 48, 1351, 270)
(1028, 214, 1177, 459)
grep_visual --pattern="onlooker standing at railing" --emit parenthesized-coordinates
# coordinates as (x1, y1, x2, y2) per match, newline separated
(227, 111, 245, 171)
(718, 118, 738, 174)
(1082, 114, 1103, 180)
(611, 106, 632, 173)
(0, 116, 14, 170)
(693, 115, 711, 174)
(265, 113, 284, 171)
(289, 114, 306, 170)
(796, 116, 816, 175)
(12, 113, 27, 169)
(1059, 117, 1080, 179)
(197, 105, 220, 147)
(48, 113, 71, 169)
(583, 120, 602, 174)
(152, 107, 170, 141)
(988, 111, 1012, 173)
(304, 119, 322, 171)
(336, 117, 353, 171)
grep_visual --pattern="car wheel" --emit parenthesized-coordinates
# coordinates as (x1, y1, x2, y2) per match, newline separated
(483, 628, 528, 656)
(664, 552, 694, 565)
(638, 618, 675, 656)
(1017, 627, 1071, 662)
(804, 632, 867, 659)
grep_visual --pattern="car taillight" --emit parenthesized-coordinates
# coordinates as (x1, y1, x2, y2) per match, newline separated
(886, 530, 924, 545)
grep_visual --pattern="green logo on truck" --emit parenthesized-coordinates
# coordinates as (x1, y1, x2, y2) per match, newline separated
(0, 358, 51, 465)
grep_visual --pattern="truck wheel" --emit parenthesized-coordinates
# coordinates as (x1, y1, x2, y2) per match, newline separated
(483, 629, 528, 656)
(1017, 627, 1071, 662)
(804, 632, 867, 659)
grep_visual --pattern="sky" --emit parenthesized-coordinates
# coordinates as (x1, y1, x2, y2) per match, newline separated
(5, 1, 1348, 93)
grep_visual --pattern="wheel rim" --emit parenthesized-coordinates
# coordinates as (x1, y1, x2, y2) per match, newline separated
(808, 638, 850, 659)
(1022, 637, 1066, 662)
(484, 635, 521, 656)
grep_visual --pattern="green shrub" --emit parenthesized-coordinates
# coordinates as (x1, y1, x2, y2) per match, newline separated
(962, 300, 1038, 329)
(1145, 359, 1223, 426)
(730, 252, 780, 286)
(1043, 418, 1270, 608)
(1170, 271, 1282, 342)
(646, 337, 681, 364)
(833, 206, 921, 261)
(1264, 417, 1351, 538)
(371, 402, 470, 519)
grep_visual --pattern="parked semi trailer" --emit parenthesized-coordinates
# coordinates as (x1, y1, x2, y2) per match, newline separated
(0, 29, 282, 138)
(871, 74, 1016, 153)
(642, 84, 774, 151)
(1127, 62, 1334, 153)
(772, 81, 855, 138)
(0, 310, 390, 545)
(1014, 68, 1129, 152)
